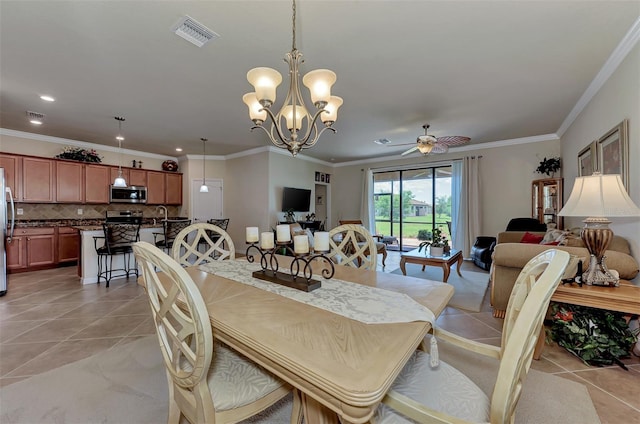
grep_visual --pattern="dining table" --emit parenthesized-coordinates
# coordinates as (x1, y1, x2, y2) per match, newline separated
(176, 255, 454, 424)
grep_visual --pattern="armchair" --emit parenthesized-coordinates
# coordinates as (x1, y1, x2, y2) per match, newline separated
(470, 236, 496, 271)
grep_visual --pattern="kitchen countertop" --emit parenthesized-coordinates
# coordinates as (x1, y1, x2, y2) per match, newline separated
(13, 218, 187, 229)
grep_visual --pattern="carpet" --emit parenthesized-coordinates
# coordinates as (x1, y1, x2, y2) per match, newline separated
(391, 261, 490, 312)
(0, 335, 600, 423)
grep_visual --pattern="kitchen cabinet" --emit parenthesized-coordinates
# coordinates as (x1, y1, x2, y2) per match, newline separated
(22, 157, 55, 202)
(57, 227, 79, 263)
(532, 178, 563, 230)
(0, 153, 21, 200)
(86, 165, 111, 203)
(7, 227, 56, 271)
(56, 161, 84, 203)
(165, 173, 182, 205)
(146, 171, 166, 204)
(129, 169, 147, 186)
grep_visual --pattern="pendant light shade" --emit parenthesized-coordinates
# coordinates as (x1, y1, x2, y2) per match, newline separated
(199, 138, 208, 193)
(113, 117, 127, 187)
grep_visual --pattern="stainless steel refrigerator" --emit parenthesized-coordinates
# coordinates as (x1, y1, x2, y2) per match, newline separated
(1, 168, 16, 296)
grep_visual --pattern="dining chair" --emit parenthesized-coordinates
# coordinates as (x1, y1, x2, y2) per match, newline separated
(153, 219, 191, 253)
(338, 219, 387, 266)
(93, 222, 140, 287)
(373, 249, 570, 424)
(132, 241, 298, 424)
(171, 222, 235, 266)
(328, 223, 378, 270)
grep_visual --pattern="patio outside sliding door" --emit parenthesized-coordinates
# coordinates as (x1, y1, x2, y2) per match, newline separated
(373, 166, 452, 251)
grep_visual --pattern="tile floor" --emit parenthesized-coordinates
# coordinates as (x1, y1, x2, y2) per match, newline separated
(1, 252, 639, 423)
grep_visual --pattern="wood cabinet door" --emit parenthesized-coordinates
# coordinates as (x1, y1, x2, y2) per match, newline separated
(22, 157, 54, 202)
(0, 153, 22, 201)
(146, 171, 166, 204)
(165, 173, 182, 205)
(57, 227, 79, 263)
(56, 161, 84, 203)
(5, 236, 26, 271)
(129, 169, 147, 186)
(85, 165, 110, 203)
(26, 233, 56, 267)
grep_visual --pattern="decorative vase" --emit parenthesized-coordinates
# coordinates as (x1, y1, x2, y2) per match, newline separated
(430, 246, 444, 256)
(162, 160, 178, 172)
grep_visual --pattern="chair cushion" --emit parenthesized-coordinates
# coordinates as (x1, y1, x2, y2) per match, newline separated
(374, 351, 490, 423)
(208, 343, 286, 411)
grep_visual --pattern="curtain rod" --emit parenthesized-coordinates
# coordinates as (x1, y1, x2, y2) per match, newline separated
(364, 155, 483, 172)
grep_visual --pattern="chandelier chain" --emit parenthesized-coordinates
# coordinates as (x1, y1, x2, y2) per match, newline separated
(291, 0, 296, 51)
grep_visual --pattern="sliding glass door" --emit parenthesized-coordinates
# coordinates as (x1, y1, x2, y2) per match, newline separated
(373, 166, 452, 251)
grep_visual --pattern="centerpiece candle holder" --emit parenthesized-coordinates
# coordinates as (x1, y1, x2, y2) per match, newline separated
(245, 240, 334, 292)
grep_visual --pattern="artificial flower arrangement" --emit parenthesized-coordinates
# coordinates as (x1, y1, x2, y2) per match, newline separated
(417, 227, 450, 253)
(55, 146, 102, 163)
(550, 302, 637, 369)
(535, 156, 561, 176)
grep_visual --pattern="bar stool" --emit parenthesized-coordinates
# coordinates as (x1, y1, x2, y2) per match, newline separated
(153, 219, 191, 253)
(94, 223, 141, 287)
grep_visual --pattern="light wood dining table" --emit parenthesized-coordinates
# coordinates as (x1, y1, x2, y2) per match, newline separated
(178, 256, 454, 424)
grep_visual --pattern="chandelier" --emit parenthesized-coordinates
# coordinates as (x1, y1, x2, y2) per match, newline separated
(242, 0, 343, 157)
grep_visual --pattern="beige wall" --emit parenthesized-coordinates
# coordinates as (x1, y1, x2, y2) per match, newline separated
(331, 139, 561, 239)
(560, 42, 640, 270)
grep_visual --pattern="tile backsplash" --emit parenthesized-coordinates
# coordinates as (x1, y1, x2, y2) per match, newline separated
(14, 203, 183, 221)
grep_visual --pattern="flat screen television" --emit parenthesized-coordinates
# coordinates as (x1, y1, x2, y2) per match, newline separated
(282, 187, 311, 212)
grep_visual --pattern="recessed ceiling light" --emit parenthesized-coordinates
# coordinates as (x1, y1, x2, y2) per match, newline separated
(373, 138, 391, 145)
(40, 95, 55, 102)
(175, 147, 183, 152)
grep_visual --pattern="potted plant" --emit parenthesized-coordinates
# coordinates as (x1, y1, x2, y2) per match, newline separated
(417, 227, 449, 256)
(535, 157, 561, 177)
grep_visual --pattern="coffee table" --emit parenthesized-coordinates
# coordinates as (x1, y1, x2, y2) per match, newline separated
(400, 248, 463, 282)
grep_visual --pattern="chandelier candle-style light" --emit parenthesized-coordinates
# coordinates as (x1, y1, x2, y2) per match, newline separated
(113, 116, 127, 187)
(243, 0, 343, 157)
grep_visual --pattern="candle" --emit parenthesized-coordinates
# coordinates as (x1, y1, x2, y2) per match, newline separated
(314, 231, 330, 252)
(260, 232, 274, 249)
(246, 227, 259, 243)
(276, 224, 291, 242)
(293, 234, 309, 254)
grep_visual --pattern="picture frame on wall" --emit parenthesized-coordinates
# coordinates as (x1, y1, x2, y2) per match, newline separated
(320, 173, 325, 182)
(315, 171, 320, 182)
(597, 119, 629, 190)
(577, 141, 597, 177)
(325, 174, 330, 184)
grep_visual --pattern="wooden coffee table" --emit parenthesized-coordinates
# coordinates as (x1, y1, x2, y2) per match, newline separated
(400, 248, 463, 282)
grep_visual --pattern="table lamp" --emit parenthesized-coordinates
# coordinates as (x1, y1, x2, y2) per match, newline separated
(558, 172, 640, 286)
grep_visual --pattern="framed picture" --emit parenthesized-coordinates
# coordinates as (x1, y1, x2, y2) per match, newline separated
(597, 119, 629, 189)
(325, 174, 330, 184)
(320, 173, 325, 182)
(577, 141, 596, 177)
(315, 171, 320, 182)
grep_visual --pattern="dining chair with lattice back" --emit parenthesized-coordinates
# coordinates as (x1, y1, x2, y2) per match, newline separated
(372, 249, 570, 424)
(153, 219, 191, 253)
(132, 241, 299, 424)
(172, 222, 235, 266)
(328, 224, 378, 270)
(93, 222, 140, 287)
(338, 220, 387, 266)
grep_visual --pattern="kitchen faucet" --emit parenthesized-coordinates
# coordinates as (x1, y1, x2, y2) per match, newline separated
(157, 205, 168, 221)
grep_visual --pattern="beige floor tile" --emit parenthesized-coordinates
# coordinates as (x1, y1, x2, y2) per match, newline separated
(107, 297, 151, 316)
(0, 375, 30, 387)
(5, 301, 85, 321)
(5, 318, 98, 344)
(0, 319, 48, 343)
(69, 314, 149, 339)
(436, 313, 501, 339)
(0, 341, 58, 376)
(573, 367, 640, 410)
(57, 300, 126, 319)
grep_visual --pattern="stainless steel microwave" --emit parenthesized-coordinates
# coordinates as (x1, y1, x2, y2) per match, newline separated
(109, 186, 147, 204)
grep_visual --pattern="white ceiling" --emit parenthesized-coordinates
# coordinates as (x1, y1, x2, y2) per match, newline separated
(1, 1, 638, 164)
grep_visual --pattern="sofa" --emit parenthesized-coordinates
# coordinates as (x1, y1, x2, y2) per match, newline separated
(489, 230, 640, 318)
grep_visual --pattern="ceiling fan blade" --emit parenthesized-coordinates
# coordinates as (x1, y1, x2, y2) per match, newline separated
(401, 146, 419, 156)
(431, 143, 449, 154)
(436, 136, 471, 146)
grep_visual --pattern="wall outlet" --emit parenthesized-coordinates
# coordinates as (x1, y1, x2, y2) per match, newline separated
(77, 208, 83, 215)
(16, 208, 23, 215)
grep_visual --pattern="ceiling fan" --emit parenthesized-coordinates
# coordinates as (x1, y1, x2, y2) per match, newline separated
(399, 124, 470, 156)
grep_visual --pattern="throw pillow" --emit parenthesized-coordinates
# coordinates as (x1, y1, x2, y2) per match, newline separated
(521, 231, 544, 244)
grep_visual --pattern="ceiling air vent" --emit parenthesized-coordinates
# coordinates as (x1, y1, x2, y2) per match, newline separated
(172, 16, 219, 47)
(374, 138, 391, 145)
(26, 111, 45, 124)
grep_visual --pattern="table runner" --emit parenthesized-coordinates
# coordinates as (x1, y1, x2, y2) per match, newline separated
(198, 259, 436, 325)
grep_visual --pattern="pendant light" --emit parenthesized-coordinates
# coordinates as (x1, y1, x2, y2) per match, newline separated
(199, 138, 208, 193)
(113, 116, 127, 187)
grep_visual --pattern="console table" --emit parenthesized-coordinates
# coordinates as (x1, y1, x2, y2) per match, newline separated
(534, 279, 640, 359)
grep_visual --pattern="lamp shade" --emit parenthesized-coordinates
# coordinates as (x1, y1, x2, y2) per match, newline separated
(558, 173, 640, 217)
(247, 67, 282, 105)
(302, 69, 336, 106)
(242, 92, 267, 122)
(321, 96, 343, 124)
(282, 104, 308, 130)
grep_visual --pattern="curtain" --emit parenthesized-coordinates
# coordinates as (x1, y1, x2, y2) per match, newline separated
(452, 157, 481, 257)
(360, 168, 375, 231)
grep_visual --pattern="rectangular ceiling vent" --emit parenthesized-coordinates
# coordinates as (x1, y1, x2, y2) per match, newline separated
(172, 16, 219, 47)
(26, 111, 45, 121)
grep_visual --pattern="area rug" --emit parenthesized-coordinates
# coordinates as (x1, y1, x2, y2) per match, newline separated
(0, 335, 600, 423)
(391, 261, 490, 312)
